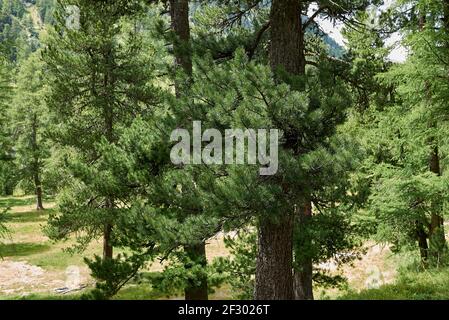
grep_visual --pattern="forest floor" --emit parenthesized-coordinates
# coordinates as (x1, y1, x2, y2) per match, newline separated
(0, 195, 447, 300)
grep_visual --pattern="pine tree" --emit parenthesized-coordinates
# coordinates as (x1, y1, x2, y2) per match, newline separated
(256, 0, 381, 300)
(0, 49, 16, 195)
(169, 0, 209, 300)
(168, 0, 379, 300)
(380, 0, 449, 263)
(43, 0, 159, 260)
(11, 51, 49, 210)
(346, 0, 449, 265)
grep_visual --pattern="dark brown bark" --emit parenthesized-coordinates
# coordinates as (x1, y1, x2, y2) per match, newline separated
(34, 173, 44, 211)
(170, 0, 192, 87)
(294, 201, 313, 300)
(416, 221, 428, 263)
(428, 145, 446, 259)
(429, 146, 440, 176)
(255, 215, 294, 300)
(184, 243, 208, 300)
(103, 223, 113, 260)
(269, 0, 305, 76)
(103, 68, 114, 260)
(169, 0, 209, 300)
(255, 0, 304, 300)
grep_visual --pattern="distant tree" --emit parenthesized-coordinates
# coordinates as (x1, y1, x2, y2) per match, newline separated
(345, 0, 449, 265)
(0, 52, 16, 195)
(11, 51, 49, 210)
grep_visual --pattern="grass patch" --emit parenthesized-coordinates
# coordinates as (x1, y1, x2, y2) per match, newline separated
(0, 242, 51, 257)
(7, 221, 46, 240)
(9, 209, 51, 223)
(113, 284, 170, 300)
(0, 196, 36, 209)
(0, 195, 55, 210)
(339, 268, 449, 300)
(27, 247, 96, 270)
(0, 293, 83, 300)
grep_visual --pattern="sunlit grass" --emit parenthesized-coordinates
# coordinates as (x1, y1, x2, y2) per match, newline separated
(339, 268, 449, 300)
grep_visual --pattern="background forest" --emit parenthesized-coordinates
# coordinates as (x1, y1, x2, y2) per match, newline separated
(1, 0, 449, 300)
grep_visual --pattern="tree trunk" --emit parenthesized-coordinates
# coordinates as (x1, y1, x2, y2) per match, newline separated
(103, 223, 113, 260)
(294, 201, 314, 300)
(269, 0, 305, 77)
(254, 0, 304, 300)
(169, 0, 209, 300)
(419, 11, 446, 261)
(184, 243, 208, 300)
(169, 0, 192, 96)
(34, 172, 44, 211)
(416, 221, 428, 263)
(255, 215, 294, 300)
(428, 146, 446, 260)
(31, 113, 44, 211)
(103, 197, 114, 260)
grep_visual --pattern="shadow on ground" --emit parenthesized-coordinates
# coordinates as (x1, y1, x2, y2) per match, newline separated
(0, 196, 54, 209)
(0, 242, 51, 257)
(9, 209, 52, 223)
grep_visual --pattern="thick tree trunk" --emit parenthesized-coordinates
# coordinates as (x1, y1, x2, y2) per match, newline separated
(170, 0, 192, 96)
(269, 0, 305, 76)
(184, 243, 208, 300)
(169, 0, 208, 300)
(255, 215, 294, 300)
(254, 0, 304, 300)
(294, 201, 313, 300)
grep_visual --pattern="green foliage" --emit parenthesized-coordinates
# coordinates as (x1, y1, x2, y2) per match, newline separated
(0, 56, 17, 195)
(36, 0, 56, 24)
(0, 207, 9, 243)
(83, 253, 149, 300)
(10, 51, 50, 195)
(211, 231, 257, 300)
(340, 267, 449, 300)
(349, 1, 449, 264)
(4, 0, 449, 301)
(43, 0, 161, 249)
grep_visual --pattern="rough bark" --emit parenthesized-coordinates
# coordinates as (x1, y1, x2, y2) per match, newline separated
(294, 201, 314, 300)
(269, 0, 305, 76)
(255, 0, 304, 301)
(255, 215, 294, 300)
(170, 0, 192, 97)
